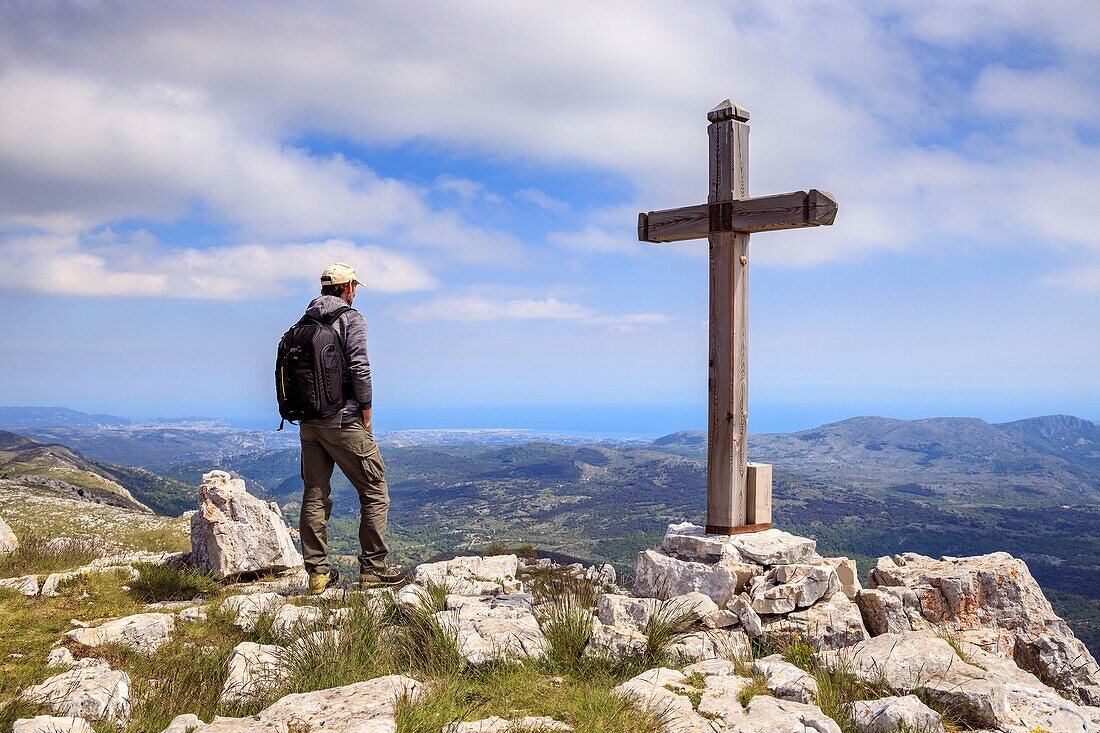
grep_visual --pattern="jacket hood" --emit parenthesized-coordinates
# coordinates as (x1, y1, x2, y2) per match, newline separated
(305, 295, 352, 319)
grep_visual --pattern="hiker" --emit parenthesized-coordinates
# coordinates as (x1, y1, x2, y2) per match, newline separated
(275, 262, 403, 594)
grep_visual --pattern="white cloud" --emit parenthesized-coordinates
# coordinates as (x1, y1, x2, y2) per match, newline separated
(516, 189, 569, 213)
(547, 225, 638, 255)
(0, 233, 436, 299)
(1039, 265, 1100, 294)
(398, 295, 671, 331)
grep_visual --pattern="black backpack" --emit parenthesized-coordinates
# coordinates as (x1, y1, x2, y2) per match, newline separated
(275, 306, 352, 428)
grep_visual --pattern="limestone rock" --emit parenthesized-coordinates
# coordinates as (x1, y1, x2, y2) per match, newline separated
(255, 674, 422, 733)
(869, 551, 1100, 704)
(190, 470, 303, 580)
(221, 642, 289, 704)
(701, 610, 739, 629)
(747, 563, 840, 615)
(822, 556, 861, 598)
(730, 695, 841, 733)
(221, 592, 287, 630)
(752, 655, 817, 704)
(661, 523, 817, 567)
(160, 713, 206, 733)
(46, 647, 76, 668)
(0, 513, 18, 556)
(728, 594, 762, 637)
(855, 588, 911, 636)
(65, 612, 175, 653)
(23, 660, 131, 723)
(414, 554, 521, 595)
(633, 549, 760, 607)
(850, 695, 943, 733)
(664, 591, 720, 623)
(435, 596, 546, 663)
(761, 592, 869, 651)
(595, 593, 659, 633)
(697, 674, 753, 721)
(445, 715, 573, 732)
(585, 563, 616, 586)
(178, 605, 209, 623)
(668, 629, 750, 664)
(0, 574, 39, 596)
(271, 604, 324, 638)
(586, 619, 647, 660)
(13, 717, 96, 733)
(613, 668, 718, 733)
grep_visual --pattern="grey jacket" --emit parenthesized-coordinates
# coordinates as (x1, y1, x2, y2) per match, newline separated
(301, 295, 372, 427)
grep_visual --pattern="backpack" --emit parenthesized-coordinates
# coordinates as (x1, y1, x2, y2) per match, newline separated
(275, 305, 353, 428)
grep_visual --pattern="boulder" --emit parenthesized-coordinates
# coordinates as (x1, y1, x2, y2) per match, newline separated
(612, 667, 717, 733)
(65, 612, 175, 653)
(728, 594, 762, 637)
(668, 629, 750, 664)
(271, 604, 324, 638)
(747, 563, 840, 615)
(761, 593, 869, 651)
(0, 574, 39, 596)
(752, 655, 817, 704)
(445, 716, 573, 732)
(221, 592, 287, 630)
(178, 605, 209, 623)
(46, 647, 76, 668)
(435, 596, 547, 663)
(413, 555, 522, 596)
(855, 588, 911, 636)
(633, 549, 760, 607)
(585, 563, 617, 586)
(12, 717, 95, 733)
(220, 642, 289, 704)
(255, 674, 422, 733)
(595, 593, 659, 633)
(661, 523, 817, 566)
(701, 610, 739, 629)
(697, 674, 754, 721)
(849, 695, 943, 733)
(160, 713, 206, 733)
(822, 556, 861, 599)
(730, 695, 841, 733)
(22, 660, 131, 723)
(0, 513, 18, 556)
(869, 551, 1100, 704)
(586, 619, 647, 660)
(190, 470, 303, 580)
(664, 591, 720, 623)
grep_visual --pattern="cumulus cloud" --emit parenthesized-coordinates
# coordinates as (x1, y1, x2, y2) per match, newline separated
(398, 295, 671, 331)
(0, 233, 436, 299)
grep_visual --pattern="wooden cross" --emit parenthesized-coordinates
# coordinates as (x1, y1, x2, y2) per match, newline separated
(638, 99, 837, 535)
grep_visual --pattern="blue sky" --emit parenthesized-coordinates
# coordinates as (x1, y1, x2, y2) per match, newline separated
(0, 1, 1098, 435)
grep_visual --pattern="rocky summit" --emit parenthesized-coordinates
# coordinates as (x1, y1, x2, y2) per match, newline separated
(3, 488, 1100, 732)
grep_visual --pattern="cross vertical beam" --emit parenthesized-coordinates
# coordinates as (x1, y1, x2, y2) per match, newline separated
(706, 102, 752, 534)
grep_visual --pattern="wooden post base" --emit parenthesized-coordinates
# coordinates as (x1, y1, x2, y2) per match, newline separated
(706, 522, 773, 535)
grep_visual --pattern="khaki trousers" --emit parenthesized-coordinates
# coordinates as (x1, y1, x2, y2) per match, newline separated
(299, 419, 389, 575)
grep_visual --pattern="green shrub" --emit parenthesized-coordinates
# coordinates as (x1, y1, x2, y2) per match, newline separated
(781, 639, 817, 672)
(641, 600, 698, 668)
(129, 562, 221, 603)
(535, 575, 599, 672)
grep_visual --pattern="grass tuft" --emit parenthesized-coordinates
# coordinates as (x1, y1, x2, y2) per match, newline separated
(535, 574, 599, 672)
(128, 562, 221, 603)
(0, 529, 103, 577)
(641, 601, 698, 668)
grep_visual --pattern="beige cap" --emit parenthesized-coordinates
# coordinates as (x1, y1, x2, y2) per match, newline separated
(320, 262, 360, 286)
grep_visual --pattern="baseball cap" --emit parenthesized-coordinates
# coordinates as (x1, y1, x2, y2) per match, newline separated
(320, 262, 360, 286)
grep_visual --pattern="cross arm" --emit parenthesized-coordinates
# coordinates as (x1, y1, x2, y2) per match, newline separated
(637, 189, 837, 243)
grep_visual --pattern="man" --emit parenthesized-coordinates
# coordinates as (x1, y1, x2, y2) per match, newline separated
(298, 262, 403, 594)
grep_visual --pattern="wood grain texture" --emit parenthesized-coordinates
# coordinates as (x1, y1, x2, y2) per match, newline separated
(638, 189, 839, 242)
(746, 462, 773, 525)
(706, 116, 750, 532)
(706, 522, 772, 535)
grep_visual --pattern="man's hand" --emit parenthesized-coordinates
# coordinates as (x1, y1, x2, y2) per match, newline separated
(361, 407, 372, 428)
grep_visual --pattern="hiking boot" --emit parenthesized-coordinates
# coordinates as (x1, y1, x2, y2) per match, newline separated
(359, 565, 405, 587)
(308, 568, 339, 595)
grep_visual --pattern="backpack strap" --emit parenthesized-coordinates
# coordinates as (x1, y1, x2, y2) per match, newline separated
(301, 305, 353, 327)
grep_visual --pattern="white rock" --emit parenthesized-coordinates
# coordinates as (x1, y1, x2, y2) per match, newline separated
(731, 695, 842, 733)
(160, 713, 206, 733)
(0, 574, 39, 596)
(661, 523, 818, 567)
(12, 716, 95, 733)
(256, 674, 422, 733)
(664, 592, 720, 623)
(633, 549, 760, 607)
(613, 668, 717, 733)
(0, 513, 18, 556)
(395, 583, 431, 610)
(40, 573, 75, 597)
(850, 695, 944, 733)
(414, 555, 522, 596)
(762, 593, 869, 651)
(65, 612, 175, 653)
(435, 597, 547, 663)
(178, 605, 209, 623)
(668, 629, 750, 664)
(728, 594, 763, 637)
(46, 647, 76, 668)
(697, 674, 754, 721)
(271, 604, 324, 638)
(595, 593, 659, 633)
(444, 715, 573, 732)
(190, 470, 303, 580)
(822, 556, 861, 598)
(586, 619, 647, 660)
(221, 642, 289, 704)
(221, 592, 287, 630)
(23, 661, 131, 723)
(752, 655, 818, 704)
(855, 588, 912, 636)
(701, 610, 739, 629)
(748, 564, 841, 615)
(585, 563, 617, 586)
